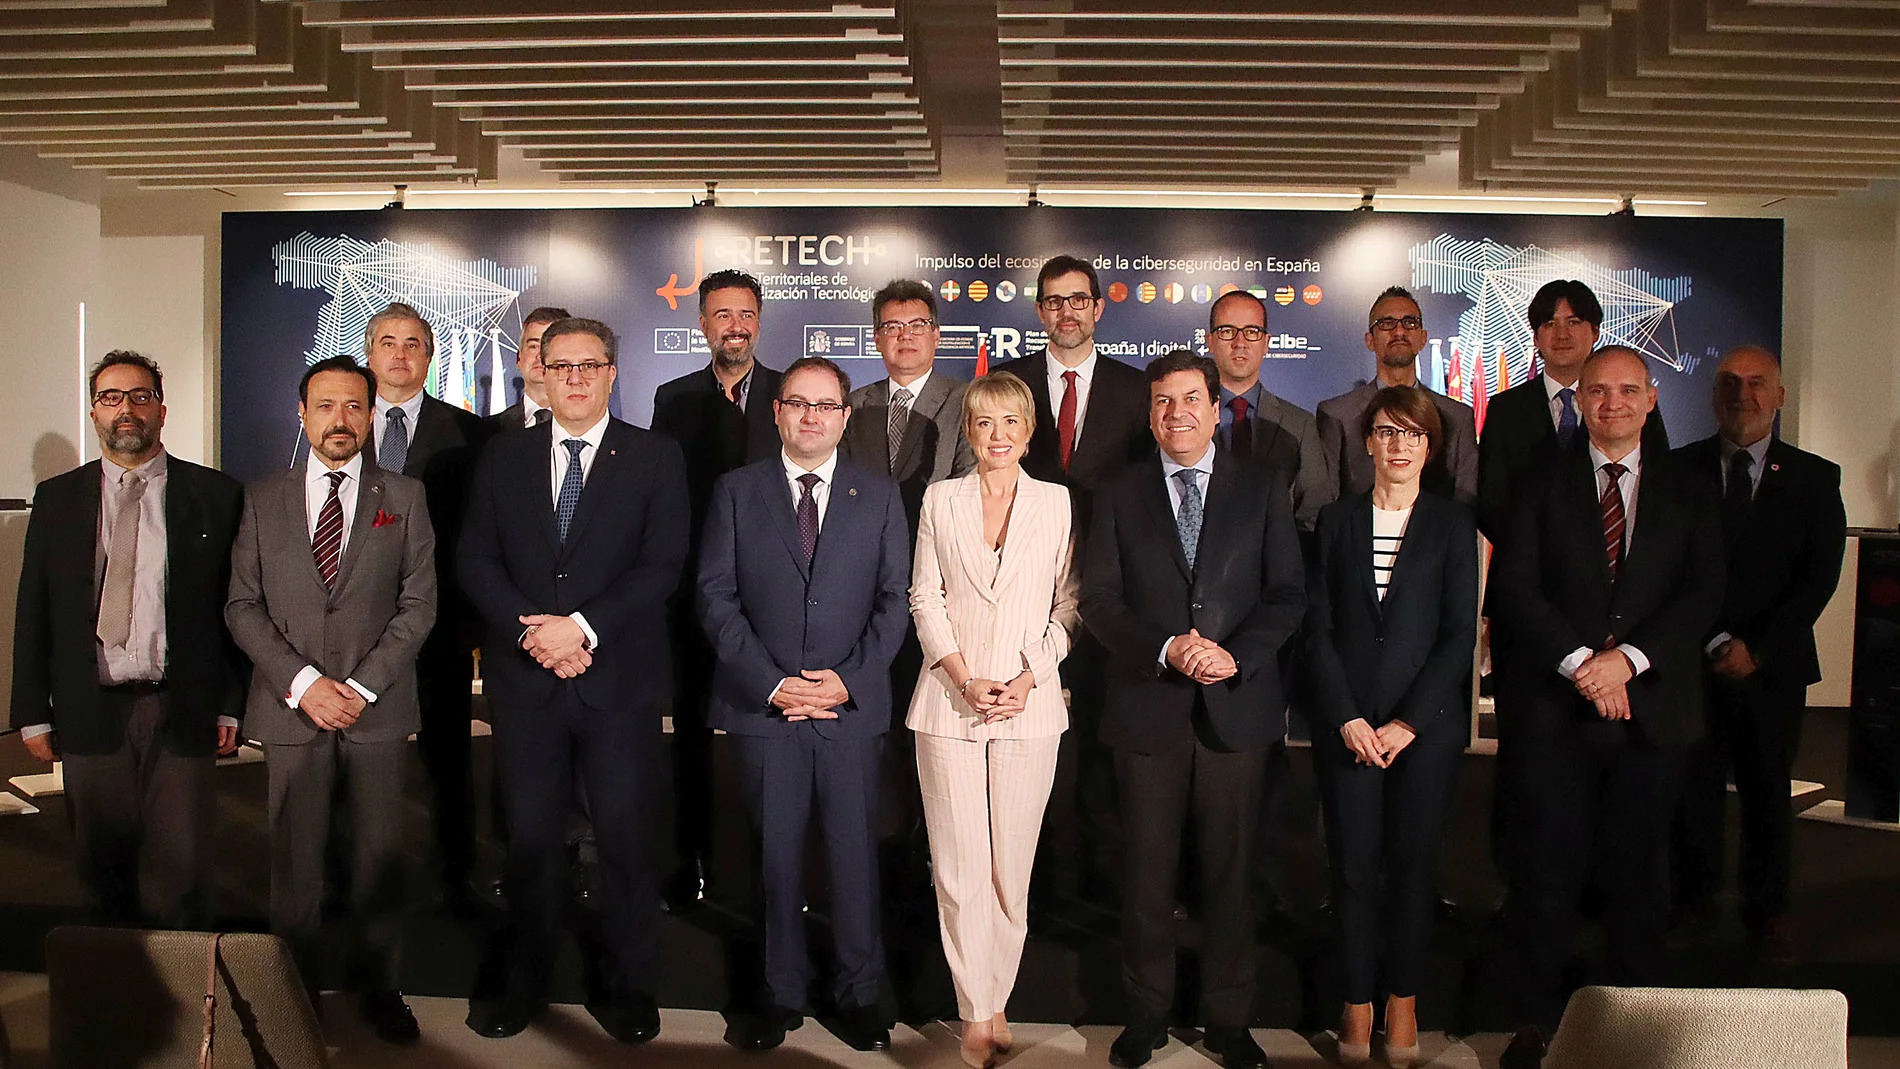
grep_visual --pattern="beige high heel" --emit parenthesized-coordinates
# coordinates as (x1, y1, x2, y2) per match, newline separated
(1382, 995, 1420, 1069)
(992, 1013, 1014, 1053)
(1337, 1003, 1373, 1067)
(961, 1020, 996, 1069)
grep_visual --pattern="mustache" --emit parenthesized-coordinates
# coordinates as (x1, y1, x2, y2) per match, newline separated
(324, 426, 357, 439)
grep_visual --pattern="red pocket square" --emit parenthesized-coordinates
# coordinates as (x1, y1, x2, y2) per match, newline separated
(372, 509, 399, 528)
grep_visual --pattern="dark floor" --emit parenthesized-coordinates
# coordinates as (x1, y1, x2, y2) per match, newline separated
(0, 705, 1895, 1034)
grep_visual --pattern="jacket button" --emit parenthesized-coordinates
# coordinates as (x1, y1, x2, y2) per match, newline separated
(1191, 602, 1203, 610)
(325, 605, 337, 615)
(808, 599, 818, 606)
(556, 572, 569, 580)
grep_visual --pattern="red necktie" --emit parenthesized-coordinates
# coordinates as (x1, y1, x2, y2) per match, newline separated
(1600, 461, 1627, 581)
(312, 470, 346, 590)
(1057, 370, 1078, 472)
(1229, 396, 1253, 458)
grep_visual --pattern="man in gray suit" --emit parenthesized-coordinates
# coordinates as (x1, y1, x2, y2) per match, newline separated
(1205, 290, 1334, 532)
(842, 278, 977, 534)
(225, 355, 437, 1044)
(1317, 286, 1479, 505)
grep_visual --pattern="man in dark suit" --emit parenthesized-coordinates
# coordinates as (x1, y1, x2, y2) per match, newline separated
(12, 351, 243, 929)
(1672, 345, 1846, 956)
(225, 355, 437, 1043)
(651, 270, 782, 909)
(1317, 286, 1479, 506)
(1489, 346, 1724, 1066)
(487, 305, 570, 434)
(1205, 289, 1334, 531)
(995, 254, 1153, 904)
(698, 356, 911, 1052)
(1081, 351, 1305, 1069)
(362, 301, 491, 911)
(458, 318, 689, 1043)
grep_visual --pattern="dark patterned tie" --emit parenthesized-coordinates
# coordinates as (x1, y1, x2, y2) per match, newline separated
(887, 386, 912, 474)
(1174, 468, 1204, 570)
(382, 406, 409, 474)
(1228, 395, 1253, 459)
(1556, 387, 1578, 448)
(1724, 449, 1754, 521)
(556, 438, 587, 544)
(312, 470, 346, 590)
(1600, 461, 1627, 582)
(796, 473, 820, 563)
(1057, 370, 1078, 472)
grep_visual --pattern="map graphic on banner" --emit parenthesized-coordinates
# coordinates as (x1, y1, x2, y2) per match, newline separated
(221, 207, 1781, 483)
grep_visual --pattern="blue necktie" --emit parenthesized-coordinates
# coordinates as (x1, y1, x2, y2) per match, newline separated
(556, 438, 586, 544)
(382, 406, 409, 474)
(1556, 387, 1578, 447)
(1174, 468, 1204, 570)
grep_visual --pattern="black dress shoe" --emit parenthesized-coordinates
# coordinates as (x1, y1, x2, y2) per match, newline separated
(1499, 1027, 1547, 1069)
(469, 996, 544, 1039)
(731, 1006, 803, 1051)
(1205, 1027, 1267, 1069)
(833, 1003, 890, 1052)
(664, 856, 709, 912)
(1109, 1023, 1169, 1068)
(593, 991, 661, 1044)
(360, 991, 420, 1044)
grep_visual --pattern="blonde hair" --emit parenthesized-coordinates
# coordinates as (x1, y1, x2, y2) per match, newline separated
(962, 371, 1037, 443)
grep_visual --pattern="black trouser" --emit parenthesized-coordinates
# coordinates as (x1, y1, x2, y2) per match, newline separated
(1313, 725, 1463, 1005)
(1039, 633, 1121, 898)
(668, 624, 716, 867)
(1673, 671, 1806, 928)
(493, 688, 661, 1002)
(415, 639, 476, 889)
(1115, 734, 1268, 1028)
(62, 687, 215, 929)
(1506, 721, 1684, 1032)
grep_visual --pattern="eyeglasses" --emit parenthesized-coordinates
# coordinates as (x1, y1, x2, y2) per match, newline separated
(93, 388, 160, 408)
(1036, 293, 1098, 312)
(542, 361, 612, 378)
(875, 318, 936, 337)
(776, 399, 846, 415)
(1370, 316, 1425, 333)
(1209, 325, 1267, 342)
(1371, 425, 1429, 444)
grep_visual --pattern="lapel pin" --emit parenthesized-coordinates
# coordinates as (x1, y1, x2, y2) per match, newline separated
(1771, 463, 1780, 472)
(610, 449, 617, 456)
(848, 487, 858, 496)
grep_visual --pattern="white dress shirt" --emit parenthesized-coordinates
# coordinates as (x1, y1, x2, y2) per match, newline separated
(1543, 372, 1579, 433)
(1156, 443, 1215, 667)
(1557, 442, 1650, 681)
(520, 393, 548, 427)
(372, 389, 426, 462)
(781, 448, 839, 529)
(543, 413, 611, 650)
(1046, 346, 1099, 444)
(888, 366, 933, 407)
(99, 450, 168, 684)
(287, 452, 378, 710)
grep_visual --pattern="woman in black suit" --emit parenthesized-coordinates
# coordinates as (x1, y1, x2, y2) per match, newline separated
(1306, 386, 1478, 1068)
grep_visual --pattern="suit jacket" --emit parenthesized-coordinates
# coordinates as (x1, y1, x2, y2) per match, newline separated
(1304, 492, 1478, 738)
(225, 463, 437, 744)
(1080, 448, 1307, 754)
(696, 455, 911, 739)
(841, 370, 977, 534)
(458, 418, 690, 712)
(1677, 435, 1847, 688)
(485, 400, 538, 438)
(367, 394, 488, 651)
(993, 350, 1154, 547)
(1235, 386, 1337, 532)
(906, 471, 1080, 740)
(10, 456, 246, 757)
(1476, 376, 1669, 545)
(1490, 445, 1724, 748)
(651, 363, 785, 545)
(1316, 381, 1479, 507)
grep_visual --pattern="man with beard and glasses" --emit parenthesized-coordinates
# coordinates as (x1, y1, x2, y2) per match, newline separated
(225, 355, 437, 1043)
(651, 270, 783, 910)
(12, 351, 244, 929)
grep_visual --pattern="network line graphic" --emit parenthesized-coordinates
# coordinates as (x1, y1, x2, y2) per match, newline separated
(1407, 235, 1695, 422)
(271, 232, 538, 415)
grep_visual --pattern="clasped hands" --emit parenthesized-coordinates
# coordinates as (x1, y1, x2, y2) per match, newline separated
(1711, 637, 1759, 681)
(520, 614, 592, 679)
(299, 677, 366, 731)
(961, 671, 1034, 723)
(1573, 648, 1635, 720)
(1339, 717, 1416, 768)
(1166, 628, 1237, 685)
(773, 668, 849, 722)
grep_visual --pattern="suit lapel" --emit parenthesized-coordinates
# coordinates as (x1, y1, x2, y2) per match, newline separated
(810, 461, 864, 580)
(285, 470, 330, 593)
(993, 474, 1043, 597)
(78, 462, 105, 603)
(849, 380, 891, 473)
(560, 422, 619, 554)
(760, 461, 811, 582)
(1348, 495, 1382, 615)
(331, 465, 384, 594)
(947, 475, 998, 601)
(1379, 495, 1435, 614)
(1145, 458, 1192, 581)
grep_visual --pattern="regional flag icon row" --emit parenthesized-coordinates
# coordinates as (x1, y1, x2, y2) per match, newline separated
(924, 279, 1322, 307)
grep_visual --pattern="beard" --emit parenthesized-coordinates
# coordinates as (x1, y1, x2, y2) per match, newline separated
(710, 333, 753, 371)
(314, 428, 360, 463)
(1380, 345, 1420, 370)
(97, 415, 156, 455)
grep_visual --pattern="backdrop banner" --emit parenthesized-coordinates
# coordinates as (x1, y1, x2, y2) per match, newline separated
(220, 206, 1782, 482)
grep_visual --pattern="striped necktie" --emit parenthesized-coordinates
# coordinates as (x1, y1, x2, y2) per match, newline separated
(312, 470, 346, 590)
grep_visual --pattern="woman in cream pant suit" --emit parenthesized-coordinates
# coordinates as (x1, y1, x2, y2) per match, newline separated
(909, 372, 1080, 1069)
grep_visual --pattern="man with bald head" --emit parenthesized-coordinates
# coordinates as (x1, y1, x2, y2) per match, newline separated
(1671, 346, 1845, 958)
(1489, 345, 1725, 1066)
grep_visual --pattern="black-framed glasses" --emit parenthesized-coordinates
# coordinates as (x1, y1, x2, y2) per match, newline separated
(93, 388, 160, 408)
(1209, 325, 1267, 342)
(776, 399, 846, 415)
(1036, 293, 1098, 312)
(875, 318, 936, 337)
(543, 361, 612, 378)
(1370, 425, 1428, 444)
(1371, 316, 1425, 332)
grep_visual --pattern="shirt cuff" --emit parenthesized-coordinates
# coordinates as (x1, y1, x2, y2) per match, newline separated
(1705, 632, 1734, 658)
(1556, 647, 1592, 680)
(570, 612, 599, 651)
(285, 665, 323, 709)
(1617, 644, 1650, 676)
(217, 716, 239, 730)
(19, 723, 52, 741)
(767, 678, 787, 705)
(345, 679, 378, 704)
(1158, 637, 1175, 670)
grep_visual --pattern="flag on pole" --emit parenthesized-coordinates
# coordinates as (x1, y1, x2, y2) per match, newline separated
(975, 333, 990, 377)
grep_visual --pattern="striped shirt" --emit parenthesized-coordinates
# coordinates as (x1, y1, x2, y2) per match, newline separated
(1372, 505, 1412, 601)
